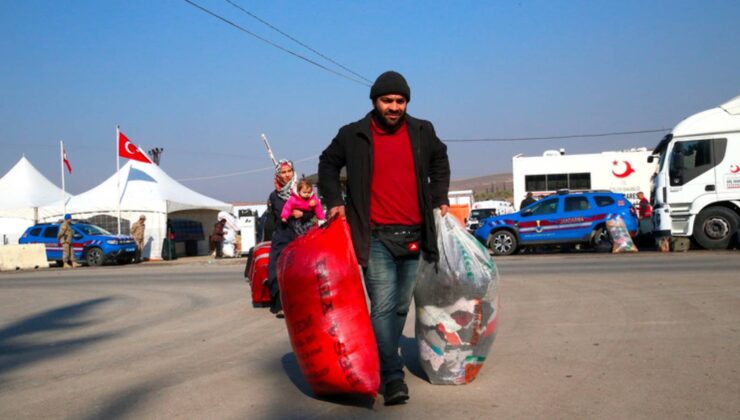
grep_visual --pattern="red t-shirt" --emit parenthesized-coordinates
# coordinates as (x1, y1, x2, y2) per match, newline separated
(639, 198, 652, 219)
(370, 119, 421, 226)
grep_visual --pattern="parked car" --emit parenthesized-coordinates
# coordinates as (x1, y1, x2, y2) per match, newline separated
(19, 222, 137, 266)
(474, 190, 639, 255)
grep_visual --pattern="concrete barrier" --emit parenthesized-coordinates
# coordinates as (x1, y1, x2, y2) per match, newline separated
(0, 244, 49, 271)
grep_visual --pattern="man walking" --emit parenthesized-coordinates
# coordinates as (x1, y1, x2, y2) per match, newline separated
(637, 191, 652, 220)
(131, 215, 146, 263)
(520, 191, 536, 210)
(57, 214, 78, 268)
(636, 191, 655, 245)
(319, 71, 450, 405)
(210, 218, 227, 258)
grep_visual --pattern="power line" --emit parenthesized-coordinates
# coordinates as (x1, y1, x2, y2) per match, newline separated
(4, 127, 670, 158)
(174, 127, 667, 181)
(182, 0, 370, 87)
(222, 0, 372, 84)
(444, 128, 670, 143)
(177, 164, 274, 181)
(176, 154, 319, 182)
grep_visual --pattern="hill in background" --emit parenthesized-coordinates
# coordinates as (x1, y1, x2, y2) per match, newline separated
(450, 172, 513, 202)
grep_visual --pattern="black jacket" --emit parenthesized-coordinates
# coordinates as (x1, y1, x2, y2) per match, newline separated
(520, 197, 536, 210)
(318, 112, 450, 267)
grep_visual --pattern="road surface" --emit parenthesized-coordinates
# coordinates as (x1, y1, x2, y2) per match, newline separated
(0, 252, 738, 419)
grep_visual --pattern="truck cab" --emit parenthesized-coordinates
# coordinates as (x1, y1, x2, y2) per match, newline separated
(650, 95, 740, 249)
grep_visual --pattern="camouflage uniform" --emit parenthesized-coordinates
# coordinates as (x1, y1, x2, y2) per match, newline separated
(131, 218, 146, 262)
(57, 220, 76, 267)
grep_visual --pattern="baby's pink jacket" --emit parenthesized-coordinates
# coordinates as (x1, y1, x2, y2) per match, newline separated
(281, 193, 326, 221)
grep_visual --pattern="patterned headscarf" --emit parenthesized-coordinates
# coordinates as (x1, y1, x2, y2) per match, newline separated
(275, 159, 297, 201)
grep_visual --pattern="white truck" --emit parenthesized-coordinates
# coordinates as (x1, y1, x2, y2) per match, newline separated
(233, 204, 267, 255)
(512, 148, 657, 210)
(650, 94, 740, 249)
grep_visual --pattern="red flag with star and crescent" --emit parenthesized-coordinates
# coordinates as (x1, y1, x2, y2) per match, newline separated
(118, 131, 152, 163)
(62, 147, 72, 173)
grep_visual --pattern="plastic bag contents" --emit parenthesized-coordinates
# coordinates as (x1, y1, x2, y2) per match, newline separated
(415, 210, 500, 385)
(606, 214, 638, 253)
(218, 210, 240, 257)
(277, 217, 379, 397)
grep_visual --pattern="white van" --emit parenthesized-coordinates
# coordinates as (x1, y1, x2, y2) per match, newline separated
(650, 94, 740, 249)
(466, 200, 514, 231)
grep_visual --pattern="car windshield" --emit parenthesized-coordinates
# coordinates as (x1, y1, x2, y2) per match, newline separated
(653, 134, 672, 172)
(526, 198, 559, 215)
(471, 209, 496, 219)
(74, 224, 112, 236)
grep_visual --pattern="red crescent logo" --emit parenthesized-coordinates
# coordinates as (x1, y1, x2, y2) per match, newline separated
(124, 141, 136, 155)
(731, 164, 740, 174)
(612, 160, 636, 178)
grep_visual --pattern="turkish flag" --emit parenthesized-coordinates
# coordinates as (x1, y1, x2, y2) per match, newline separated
(62, 148, 72, 173)
(118, 131, 152, 163)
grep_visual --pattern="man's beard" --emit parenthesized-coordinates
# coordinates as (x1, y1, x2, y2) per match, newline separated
(372, 109, 405, 133)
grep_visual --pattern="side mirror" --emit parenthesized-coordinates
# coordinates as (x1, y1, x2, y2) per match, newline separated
(521, 209, 533, 216)
(73, 234, 83, 240)
(647, 156, 654, 163)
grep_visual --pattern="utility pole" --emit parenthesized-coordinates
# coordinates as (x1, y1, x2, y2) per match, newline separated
(147, 148, 164, 166)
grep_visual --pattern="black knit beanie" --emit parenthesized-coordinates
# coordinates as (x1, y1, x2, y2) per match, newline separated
(369, 71, 410, 101)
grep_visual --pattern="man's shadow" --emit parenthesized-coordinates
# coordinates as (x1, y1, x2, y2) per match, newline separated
(0, 297, 116, 376)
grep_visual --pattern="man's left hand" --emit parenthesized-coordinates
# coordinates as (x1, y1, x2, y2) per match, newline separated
(439, 204, 449, 216)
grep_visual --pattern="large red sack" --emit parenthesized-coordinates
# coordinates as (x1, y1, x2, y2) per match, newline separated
(277, 218, 379, 397)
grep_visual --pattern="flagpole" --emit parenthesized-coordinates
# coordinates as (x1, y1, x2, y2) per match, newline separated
(116, 125, 121, 236)
(60, 140, 66, 217)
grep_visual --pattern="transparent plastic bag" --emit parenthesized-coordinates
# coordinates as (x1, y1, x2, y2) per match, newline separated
(414, 210, 500, 385)
(606, 214, 638, 253)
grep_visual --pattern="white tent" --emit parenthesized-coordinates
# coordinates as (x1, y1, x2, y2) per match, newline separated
(40, 161, 232, 260)
(0, 156, 71, 245)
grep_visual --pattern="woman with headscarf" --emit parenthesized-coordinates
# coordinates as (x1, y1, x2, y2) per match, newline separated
(265, 160, 305, 318)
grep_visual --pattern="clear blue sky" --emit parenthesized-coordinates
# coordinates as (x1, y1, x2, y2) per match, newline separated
(1, 0, 738, 202)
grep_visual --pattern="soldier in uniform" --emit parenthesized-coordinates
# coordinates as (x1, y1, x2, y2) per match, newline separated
(57, 214, 78, 268)
(131, 215, 146, 263)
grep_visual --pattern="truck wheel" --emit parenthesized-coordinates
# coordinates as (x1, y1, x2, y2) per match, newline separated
(693, 207, 739, 250)
(592, 226, 612, 253)
(85, 247, 104, 267)
(488, 230, 517, 256)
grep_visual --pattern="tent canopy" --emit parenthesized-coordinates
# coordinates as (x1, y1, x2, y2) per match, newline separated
(46, 161, 231, 216)
(0, 156, 71, 218)
(0, 156, 70, 210)
(39, 161, 232, 259)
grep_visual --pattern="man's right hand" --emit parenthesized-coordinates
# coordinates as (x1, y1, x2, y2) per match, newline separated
(328, 206, 346, 219)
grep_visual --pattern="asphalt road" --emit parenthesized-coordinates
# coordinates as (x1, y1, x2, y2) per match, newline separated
(0, 252, 739, 419)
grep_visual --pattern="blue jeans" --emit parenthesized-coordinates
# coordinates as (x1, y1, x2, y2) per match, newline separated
(363, 237, 420, 385)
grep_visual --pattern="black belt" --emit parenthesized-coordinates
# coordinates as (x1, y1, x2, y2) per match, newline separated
(371, 224, 421, 235)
